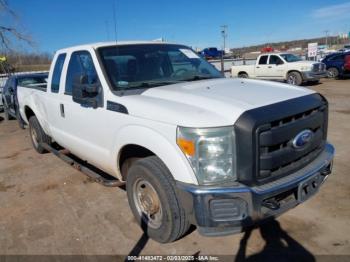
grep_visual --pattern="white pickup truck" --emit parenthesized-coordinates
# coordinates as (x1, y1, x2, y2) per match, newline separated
(231, 53, 327, 85)
(18, 41, 334, 243)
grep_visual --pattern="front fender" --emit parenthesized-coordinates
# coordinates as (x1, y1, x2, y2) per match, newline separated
(112, 125, 198, 185)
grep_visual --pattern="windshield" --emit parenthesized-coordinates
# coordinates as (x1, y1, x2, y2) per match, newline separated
(98, 44, 223, 91)
(280, 53, 302, 62)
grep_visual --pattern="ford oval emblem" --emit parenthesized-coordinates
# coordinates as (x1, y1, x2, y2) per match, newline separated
(292, 129, 313, 149)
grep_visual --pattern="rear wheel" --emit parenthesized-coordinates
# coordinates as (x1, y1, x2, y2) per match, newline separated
(126, 156, 190, 243)
(28, 116, 51, 154)
(287, 71, 302, 86)
(327, 67, 339, 78)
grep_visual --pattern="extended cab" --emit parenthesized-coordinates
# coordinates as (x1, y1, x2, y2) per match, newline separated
(231, 53, 327, 85)
(18, 42, 334, 243)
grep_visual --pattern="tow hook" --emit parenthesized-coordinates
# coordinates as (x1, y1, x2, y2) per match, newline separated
(262, 198, 280, 210)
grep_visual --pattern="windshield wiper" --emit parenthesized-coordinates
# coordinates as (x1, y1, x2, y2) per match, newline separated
(183, 75, 221, 82)
(117, 80, 183, 90)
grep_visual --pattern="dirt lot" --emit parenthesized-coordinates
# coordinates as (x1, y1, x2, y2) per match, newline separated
(0, 78, 349, 259)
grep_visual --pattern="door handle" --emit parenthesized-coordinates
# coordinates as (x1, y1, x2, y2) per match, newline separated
(60, 104, 65, 118)
(268, 66, 272, 68)
(256, 66, 260, 68)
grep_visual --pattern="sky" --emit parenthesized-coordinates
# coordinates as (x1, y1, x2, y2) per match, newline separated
(4, 0, 350, 53)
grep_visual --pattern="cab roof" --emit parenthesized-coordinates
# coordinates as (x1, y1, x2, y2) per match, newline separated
(57, 41, 180, 53)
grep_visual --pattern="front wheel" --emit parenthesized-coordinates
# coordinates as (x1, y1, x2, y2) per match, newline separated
(327, 67, 339, 78)
(126, 156, 190, 243)
(287, 72, 302, 86)
(28, 116, 51, 154)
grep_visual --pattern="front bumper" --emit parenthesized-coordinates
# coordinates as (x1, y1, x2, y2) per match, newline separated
(301, 70, 327, 81)
(176, 143, 334, 236)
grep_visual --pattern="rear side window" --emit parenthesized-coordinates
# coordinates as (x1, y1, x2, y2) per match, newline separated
(51, 53, 66, 93)
(258, 55, 268, 65)
(65, 51, 99, 95)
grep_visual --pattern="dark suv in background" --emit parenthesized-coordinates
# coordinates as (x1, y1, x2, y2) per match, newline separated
(321, 51, 350, 79)
(2, 73, 48, 127)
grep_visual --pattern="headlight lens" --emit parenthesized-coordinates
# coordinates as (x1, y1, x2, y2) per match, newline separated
(177, 126, 236, 185)
(301, 66, 311, 71)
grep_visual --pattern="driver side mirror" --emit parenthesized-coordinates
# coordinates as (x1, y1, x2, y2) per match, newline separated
(72, 74, 102, 109)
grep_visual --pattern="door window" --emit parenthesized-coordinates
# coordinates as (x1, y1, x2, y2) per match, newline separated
(65, 51, 99, 95)
(51, 53, 66, 93)
(258, 55, 268, 65)
(269, 55, 283, 65)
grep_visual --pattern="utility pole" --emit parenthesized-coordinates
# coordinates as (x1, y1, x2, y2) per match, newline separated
(220, 25, 228, 74)
(221, 25, 228, 52)
(324, 30, 329, 47)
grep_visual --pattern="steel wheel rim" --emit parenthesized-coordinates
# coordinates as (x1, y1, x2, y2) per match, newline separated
(31, 127, 39, 148)
(133, 178, 163, 229)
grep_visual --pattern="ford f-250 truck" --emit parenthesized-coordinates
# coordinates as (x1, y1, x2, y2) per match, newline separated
(231, 53, 327, 86)
(17, 41, 334, 243)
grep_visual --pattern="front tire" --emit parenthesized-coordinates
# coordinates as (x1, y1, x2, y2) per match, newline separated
(126, 156, 190, 243)
(28, 116, 51, 154)
(287, 71, 302, 86)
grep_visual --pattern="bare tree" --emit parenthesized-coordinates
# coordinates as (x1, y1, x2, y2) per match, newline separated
(0, 0, 33, 50)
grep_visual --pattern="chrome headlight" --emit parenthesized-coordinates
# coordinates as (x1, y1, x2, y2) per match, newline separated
(177, 126, 236, 185)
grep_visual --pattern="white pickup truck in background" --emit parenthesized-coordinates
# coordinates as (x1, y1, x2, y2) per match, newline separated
(231, 53, 327, 85)
(17, 42, 334, 243)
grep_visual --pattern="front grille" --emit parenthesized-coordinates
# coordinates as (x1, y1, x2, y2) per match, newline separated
(312, 63, 326, 72)
(257, 105, 327, 182)
(234, 94, 328, 186)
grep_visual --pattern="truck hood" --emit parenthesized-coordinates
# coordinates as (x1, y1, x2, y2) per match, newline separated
(289, 61, 321, 67)
(123, 78, 315, 127)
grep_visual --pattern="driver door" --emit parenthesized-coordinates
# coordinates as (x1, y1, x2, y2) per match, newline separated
(55, 50, 111, 170)
(265, 55, 286, 79)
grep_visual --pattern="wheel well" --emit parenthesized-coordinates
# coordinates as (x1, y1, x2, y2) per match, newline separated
(328, 66, 339, 70)
(24, 106, 35, 121)
(238, 71, 248, 76)
(286, 70, 301, 77)
(118, 144, 155, 180)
